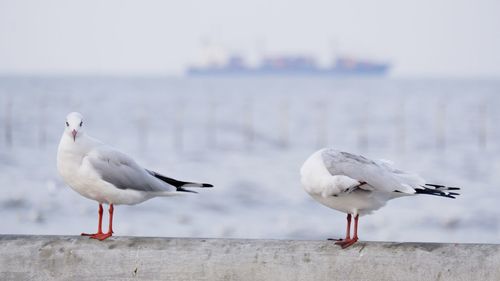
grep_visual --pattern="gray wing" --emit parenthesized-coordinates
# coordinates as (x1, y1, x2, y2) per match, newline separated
(85, 146, 175, 193)
(321, 149, 423, 194)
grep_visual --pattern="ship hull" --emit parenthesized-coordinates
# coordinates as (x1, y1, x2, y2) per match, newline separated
(187, 66, 390, 76)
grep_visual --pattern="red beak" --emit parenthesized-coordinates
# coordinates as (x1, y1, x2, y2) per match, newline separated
(71, 130, 77, 142)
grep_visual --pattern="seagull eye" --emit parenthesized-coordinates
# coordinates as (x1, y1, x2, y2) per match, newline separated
(66, 122, 69, 127)
(79, 121, 83, 127)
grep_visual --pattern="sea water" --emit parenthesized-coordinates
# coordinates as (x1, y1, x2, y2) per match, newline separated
(0, 76, 499, 243)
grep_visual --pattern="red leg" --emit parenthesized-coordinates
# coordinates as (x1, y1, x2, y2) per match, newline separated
(91, 204, 114, 241)
(328, 214, 351, 241)
(353, 215, 359, 240)
(81, 204, 103, 236)
(334, 214, 351, 244)
(345, 214, 352, 240)
(334, 214, 360, 249)
(108, 204, 114, 234)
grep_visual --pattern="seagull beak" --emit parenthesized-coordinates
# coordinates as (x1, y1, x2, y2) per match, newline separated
(71, 130, 77, 142)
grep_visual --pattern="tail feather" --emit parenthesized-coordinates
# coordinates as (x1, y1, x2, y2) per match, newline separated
(416, 184, 461, 199)
(424, 183, 460, 190)
(146, 169, 213, 193)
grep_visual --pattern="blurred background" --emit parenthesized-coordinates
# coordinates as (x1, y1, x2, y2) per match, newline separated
(1, 0, 500, 243)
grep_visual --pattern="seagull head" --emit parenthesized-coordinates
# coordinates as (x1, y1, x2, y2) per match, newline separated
(64, 112, 84, 142)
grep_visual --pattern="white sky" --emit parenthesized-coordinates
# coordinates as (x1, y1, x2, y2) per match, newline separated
(0, 0, 499, 77)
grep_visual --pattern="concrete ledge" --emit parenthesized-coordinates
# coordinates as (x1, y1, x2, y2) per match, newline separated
(0, 235, 499, 281)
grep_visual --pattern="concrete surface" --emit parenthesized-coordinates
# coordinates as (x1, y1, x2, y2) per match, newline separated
(0, 235, 499, 281)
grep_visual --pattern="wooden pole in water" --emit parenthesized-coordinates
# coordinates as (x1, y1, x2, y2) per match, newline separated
(435, 100, 446, 151)
(478, 99, 488, 150)
(395, 99, 406, 154)
(243, 98, 254, 150)
(137, 110, 149, 153)
(206, 97, 217, 148)
(315, 100, 328, 149)
(4, 96, 12, 148)
(173, 99, 184, 151)
(278, 98, 290, 149)
(357, 102, 368, 151)
(38, 95, 47, 149)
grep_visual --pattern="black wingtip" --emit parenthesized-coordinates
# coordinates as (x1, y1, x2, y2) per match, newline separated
(425, 183, 461, 191)
(425, 183, 445, 188)
(177, 187, 198, 194)
(416, 185, 461, 199)
(202, 183, 214, 188)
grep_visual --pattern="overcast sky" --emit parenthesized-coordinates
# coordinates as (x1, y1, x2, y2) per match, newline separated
(1, 0, 499, 77)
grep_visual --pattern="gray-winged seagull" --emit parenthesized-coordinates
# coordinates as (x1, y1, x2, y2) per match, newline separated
(300, 148, 460, 248)
(57, 112, 213, 240)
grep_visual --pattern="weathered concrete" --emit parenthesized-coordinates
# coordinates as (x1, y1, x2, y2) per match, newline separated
(0, 235, 499, 281)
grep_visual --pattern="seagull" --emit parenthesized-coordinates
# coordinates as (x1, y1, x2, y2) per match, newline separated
(300, 148, 460, 249)
(57, 112, 213, 240)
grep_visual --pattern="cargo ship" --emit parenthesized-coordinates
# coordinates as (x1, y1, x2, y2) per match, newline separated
(186, 54, 390, 76)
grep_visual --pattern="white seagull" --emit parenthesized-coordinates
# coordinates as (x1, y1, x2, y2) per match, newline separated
(57, 112, 213, 240)
(300, 148, 460, 248)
